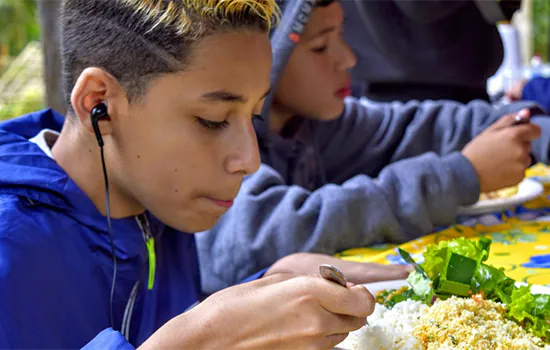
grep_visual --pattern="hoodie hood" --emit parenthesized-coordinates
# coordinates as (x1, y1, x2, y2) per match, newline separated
(0, 109, 73, 210)
(256, 0, 317, 141)
(0, 109, 147, 257)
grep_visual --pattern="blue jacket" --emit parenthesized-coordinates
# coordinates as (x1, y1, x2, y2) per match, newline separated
(523, 76, 550, 113)
(0, 109, 202, 349)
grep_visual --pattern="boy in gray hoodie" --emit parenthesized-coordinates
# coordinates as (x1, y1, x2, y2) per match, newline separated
(197, 0, 548, 294)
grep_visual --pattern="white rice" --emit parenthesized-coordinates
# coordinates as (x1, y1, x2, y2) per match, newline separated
(338, 300, 427, 350)
(338, 297, 550, 350)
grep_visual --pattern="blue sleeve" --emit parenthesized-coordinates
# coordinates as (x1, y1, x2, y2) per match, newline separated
(82, 329, 135, 350)
(523, 77, 550, 113)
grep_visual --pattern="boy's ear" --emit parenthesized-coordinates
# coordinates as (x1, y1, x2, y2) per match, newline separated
(70, 67, 128, 139)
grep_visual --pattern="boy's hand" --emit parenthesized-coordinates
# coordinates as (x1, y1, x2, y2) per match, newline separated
(139, 273, 374, 350)
(265, 252, 411, 284)
(462, 109, 540, 193)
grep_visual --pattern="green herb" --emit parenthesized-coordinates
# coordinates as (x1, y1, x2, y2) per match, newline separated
(377, 287, 423, 309)
(450, 334, 458, 345)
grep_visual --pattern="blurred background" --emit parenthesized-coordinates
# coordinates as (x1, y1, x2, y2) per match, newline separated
(532, 0, 550, 62)
(0, 0, 548, 120)
(0, 0, 62, 120)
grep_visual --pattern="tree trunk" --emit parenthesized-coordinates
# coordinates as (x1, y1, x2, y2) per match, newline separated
(37, 0, 65, 114)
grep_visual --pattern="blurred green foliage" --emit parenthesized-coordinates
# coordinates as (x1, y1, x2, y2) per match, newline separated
(0, 85, 44, 121)
(533, 0, 550, 62)
(0, 0, 43, 120)
(0, 0, 40, 59)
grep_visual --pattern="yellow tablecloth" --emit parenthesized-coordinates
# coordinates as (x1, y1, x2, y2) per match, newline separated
(336, 164, 550, 286)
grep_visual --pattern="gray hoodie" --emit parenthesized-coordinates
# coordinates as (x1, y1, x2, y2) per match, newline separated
(196, 0, 546, 294)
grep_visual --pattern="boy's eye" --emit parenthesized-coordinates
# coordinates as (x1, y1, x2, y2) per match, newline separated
(196, 117, 229, 130)
(311, 45, 327, 54)
(196, 113, 263, 130)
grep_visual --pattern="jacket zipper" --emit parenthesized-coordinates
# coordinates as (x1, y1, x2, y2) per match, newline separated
(121, 215, 156, 341)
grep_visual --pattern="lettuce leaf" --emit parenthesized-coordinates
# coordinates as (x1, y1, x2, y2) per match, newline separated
(508, 286, 550, 339)
(421, 237, 491, 279)
(412, 237, 492, 297)
(472, 263, 515, 303)
(407, 270, 432, 298)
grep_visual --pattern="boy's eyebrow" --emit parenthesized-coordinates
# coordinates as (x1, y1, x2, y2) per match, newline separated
(304, 26, 336, 41)
(200, 88, 271, 103)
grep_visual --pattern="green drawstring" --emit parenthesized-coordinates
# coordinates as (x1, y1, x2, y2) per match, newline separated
(146, 237, 156, 290)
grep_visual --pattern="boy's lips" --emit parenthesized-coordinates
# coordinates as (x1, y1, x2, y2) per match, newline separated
(213, 199, 234, 208)
(335, 85, 352, 99)
(205, 197, 234, 209)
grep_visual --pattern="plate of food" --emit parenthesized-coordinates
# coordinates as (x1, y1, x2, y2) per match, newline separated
(337, 237, 550, 349)
(458, 178, 543, 216)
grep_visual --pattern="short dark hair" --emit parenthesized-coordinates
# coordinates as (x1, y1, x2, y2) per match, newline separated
(60, 0, 278, 108)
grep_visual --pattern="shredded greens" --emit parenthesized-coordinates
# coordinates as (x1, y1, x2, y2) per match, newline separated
(376, 286, 424, 308)
(377, 237, 550, 341)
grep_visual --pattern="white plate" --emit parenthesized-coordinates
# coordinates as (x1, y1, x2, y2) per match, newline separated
(458, 178, 544, 216)
(531, 175, 550, 184)
(363, 279, 550, 295)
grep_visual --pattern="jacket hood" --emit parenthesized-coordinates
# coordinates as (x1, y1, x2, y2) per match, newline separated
(0, 109, 150, 258)
(256, 0, 317, 142)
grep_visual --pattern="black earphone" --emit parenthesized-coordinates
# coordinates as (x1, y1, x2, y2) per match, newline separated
(91, 102, 109, 147)
(90, 102, 118, 331)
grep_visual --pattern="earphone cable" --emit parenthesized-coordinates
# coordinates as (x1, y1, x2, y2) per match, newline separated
(100, 144, 117, 330)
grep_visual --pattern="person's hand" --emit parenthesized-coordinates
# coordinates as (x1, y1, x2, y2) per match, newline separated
(138, 273, 374, 350)
(505, 79, 528, 101)
(462, 109, 541, 193)
(265, 252, 412, 284)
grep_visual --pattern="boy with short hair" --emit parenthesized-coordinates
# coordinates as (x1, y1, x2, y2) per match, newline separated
(0, 1, 379, 349)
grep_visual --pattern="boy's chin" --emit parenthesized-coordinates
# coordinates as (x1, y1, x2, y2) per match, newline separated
(316, 101, 345, 121)
(158, 212, 222, 234)
(177, 217, 220, 233)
